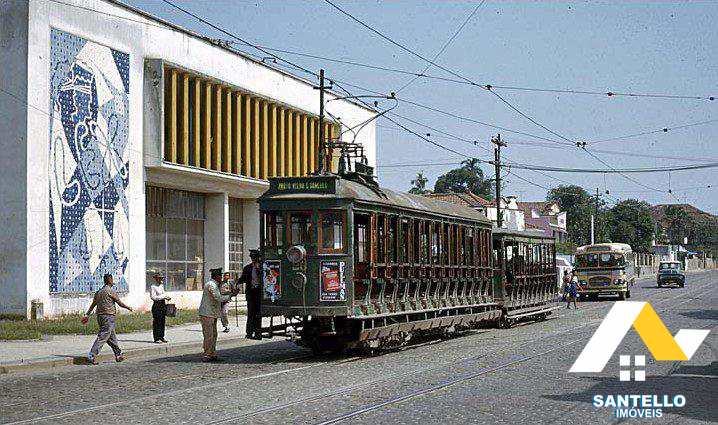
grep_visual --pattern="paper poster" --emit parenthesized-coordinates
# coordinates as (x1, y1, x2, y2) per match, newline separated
(263, 260, 281, 301)
(320, 261, 346, 302)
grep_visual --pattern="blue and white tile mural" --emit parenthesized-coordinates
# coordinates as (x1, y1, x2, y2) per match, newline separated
(49, 29, 130, 293)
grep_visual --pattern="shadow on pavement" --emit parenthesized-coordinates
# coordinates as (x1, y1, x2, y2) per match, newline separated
(544, 374, 717, 423)
(679, 309, 718, 321)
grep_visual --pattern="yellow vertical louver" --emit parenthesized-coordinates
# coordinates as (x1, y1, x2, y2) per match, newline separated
(163, 66, 341, 180)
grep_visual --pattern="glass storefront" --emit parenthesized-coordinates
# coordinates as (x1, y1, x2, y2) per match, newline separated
(146, 186, 206, 291)
(228, 198, 244, 292)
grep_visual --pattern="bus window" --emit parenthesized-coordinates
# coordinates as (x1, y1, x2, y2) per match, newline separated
(290, 212, 313, 247)
(600, 253, 625, 267)
(319, 210, 345, 253)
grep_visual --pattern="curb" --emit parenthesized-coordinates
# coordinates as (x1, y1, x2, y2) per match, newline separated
(0, 335, 253, 374)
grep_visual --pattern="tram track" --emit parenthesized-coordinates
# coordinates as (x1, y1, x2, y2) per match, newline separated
(3, 273, 712, 425)
(204, 274, 714, 424)
(310, 279, 717, 424)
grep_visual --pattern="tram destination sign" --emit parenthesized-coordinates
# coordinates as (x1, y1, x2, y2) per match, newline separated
(269, 177, 337, 194)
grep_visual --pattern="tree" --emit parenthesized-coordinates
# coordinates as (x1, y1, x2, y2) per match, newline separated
(663, 205, 690, 245)
(408, 171, 430, 195)
(433, 158, 493, 199)
(608, 199, 656, 252)
(546, 185, 610, 246)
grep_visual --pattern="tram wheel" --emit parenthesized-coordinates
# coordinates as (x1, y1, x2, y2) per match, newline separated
(308, 336, 346, 356)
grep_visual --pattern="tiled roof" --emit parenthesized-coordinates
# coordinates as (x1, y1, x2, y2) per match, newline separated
(517, 201, 557, 215)
(424, 192, 492, 208)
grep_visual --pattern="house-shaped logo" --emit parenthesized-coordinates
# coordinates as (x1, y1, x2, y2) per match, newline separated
(570, 302, 710, 381)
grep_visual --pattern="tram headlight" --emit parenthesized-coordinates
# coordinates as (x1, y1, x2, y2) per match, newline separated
(287, 245, 306, 264)
(292, 272, 307, 289)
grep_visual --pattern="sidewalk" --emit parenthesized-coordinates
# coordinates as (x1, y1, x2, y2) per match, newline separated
(0, 315, 266, 374)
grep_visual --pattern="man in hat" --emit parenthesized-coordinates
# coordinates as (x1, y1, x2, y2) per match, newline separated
(239, 249, 263, 340)
(198, 268, 233, 361)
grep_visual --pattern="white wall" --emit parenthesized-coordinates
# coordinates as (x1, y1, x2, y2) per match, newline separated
(3, 0, 376, 317)
(0, 1, 29, 316)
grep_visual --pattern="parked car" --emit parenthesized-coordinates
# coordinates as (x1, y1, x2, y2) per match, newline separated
(556, 257, 572, 289)
(657, 261, 685, 288)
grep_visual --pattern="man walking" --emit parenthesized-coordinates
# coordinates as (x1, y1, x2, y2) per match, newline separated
(240, 249, 263, 340)
(199, 268, 233, 362)
(83, 274, 133, 365)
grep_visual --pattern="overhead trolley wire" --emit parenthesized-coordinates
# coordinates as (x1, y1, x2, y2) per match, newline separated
(396, 0, 487, 94)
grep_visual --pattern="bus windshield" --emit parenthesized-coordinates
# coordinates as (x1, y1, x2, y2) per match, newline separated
(576, 253, 625, 268)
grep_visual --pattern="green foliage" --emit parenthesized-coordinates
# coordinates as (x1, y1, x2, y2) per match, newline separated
(663, 205, 689, 244)
(409, 171, 430, 195)
(555, 242, 578, 255)
(433, 158, 493, 199)
(546, 185, 610, 246)
(0, 309, 225, 341)
(608, 199, 656, 252)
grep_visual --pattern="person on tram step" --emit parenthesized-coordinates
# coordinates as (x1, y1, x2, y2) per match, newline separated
(240, 249, 263, 340)
(149, 273, 171, 343)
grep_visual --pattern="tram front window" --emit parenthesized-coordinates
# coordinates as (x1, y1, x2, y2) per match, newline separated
(289, 212, 313, 247)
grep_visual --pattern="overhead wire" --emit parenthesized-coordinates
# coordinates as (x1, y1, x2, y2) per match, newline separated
(395, 0, 486, 94)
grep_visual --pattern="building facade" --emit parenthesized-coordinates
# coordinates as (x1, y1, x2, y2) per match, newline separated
(0, 0, 376, 317)
(517, 201, 567, 242)
(425, 192, 525, 231)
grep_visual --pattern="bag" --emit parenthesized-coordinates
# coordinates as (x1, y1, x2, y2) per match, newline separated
(165, 303, 177, 317)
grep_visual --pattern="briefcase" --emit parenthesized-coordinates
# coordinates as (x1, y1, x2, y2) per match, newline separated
(165, 303, 177, 317)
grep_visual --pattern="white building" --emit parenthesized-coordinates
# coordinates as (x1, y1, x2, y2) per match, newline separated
(0, 0, 376, 318)
(425, 192, 525, 231)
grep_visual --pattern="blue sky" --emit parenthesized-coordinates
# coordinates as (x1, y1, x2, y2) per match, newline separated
(128, 0, 718, 213)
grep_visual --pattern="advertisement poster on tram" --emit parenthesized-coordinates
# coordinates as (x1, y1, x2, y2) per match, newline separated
(320, 261, 346, 301)
(263, 260, 281, 301)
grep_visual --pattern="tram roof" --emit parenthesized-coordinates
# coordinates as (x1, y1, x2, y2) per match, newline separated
(260, 175, 491, 223)
(492, 228, 555, 243)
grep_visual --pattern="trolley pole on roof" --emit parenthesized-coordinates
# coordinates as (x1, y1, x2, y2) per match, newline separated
(492, 134, 507, 228)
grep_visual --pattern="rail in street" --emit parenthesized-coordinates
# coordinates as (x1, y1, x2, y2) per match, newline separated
(1, 271, 715, 425)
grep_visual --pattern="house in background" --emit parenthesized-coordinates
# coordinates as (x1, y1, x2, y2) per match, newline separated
(517, 201, 568, 242)
(425, 192, 525, 231)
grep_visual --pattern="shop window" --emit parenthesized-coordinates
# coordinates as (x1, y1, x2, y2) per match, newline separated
(319, 210, 345, 253)
(145, 186, 205, 292)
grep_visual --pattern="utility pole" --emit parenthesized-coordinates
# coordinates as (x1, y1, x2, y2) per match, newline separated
(595, 187, 600, 243)
(317, 69, 328, 174)
(492, 134, 507, 228)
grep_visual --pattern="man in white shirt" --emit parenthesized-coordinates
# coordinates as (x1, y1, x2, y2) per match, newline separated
(198, 268, 233, 362)
(149, 273, 171, 343)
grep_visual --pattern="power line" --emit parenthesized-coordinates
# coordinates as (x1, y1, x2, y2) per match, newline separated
(322, 0, 575, 143)
(588, 118, 718, 144)
(396, 0, 486, 94)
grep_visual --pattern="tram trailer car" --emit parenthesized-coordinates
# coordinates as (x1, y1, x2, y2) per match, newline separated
(257, 172, 558, 353)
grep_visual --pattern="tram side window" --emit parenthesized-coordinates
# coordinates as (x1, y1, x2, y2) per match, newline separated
(413, 220, 421, 264)
(319, 210, 345, 253)
(465, 227, 474, 266)
(354, 214, 369, 263)
(388, 216, 397, 263)
(290, 212, 313, 247)
(431, 222, 440, 265)
(263, 211, 285, 249)
(376, 215, 386, 264)
(400, 218, 410, 263)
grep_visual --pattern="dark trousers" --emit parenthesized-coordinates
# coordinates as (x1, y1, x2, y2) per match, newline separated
(245, 291, 261, 337)
(152, 300, 166, 341)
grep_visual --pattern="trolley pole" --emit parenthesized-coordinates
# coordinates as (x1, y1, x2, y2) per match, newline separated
(492, 134, 507, 228)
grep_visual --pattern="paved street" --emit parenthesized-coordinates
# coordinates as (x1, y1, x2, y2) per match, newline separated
(1, 271, 715, 425)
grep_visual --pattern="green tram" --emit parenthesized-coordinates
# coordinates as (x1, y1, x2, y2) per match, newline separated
(257, 169, 558, 353)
